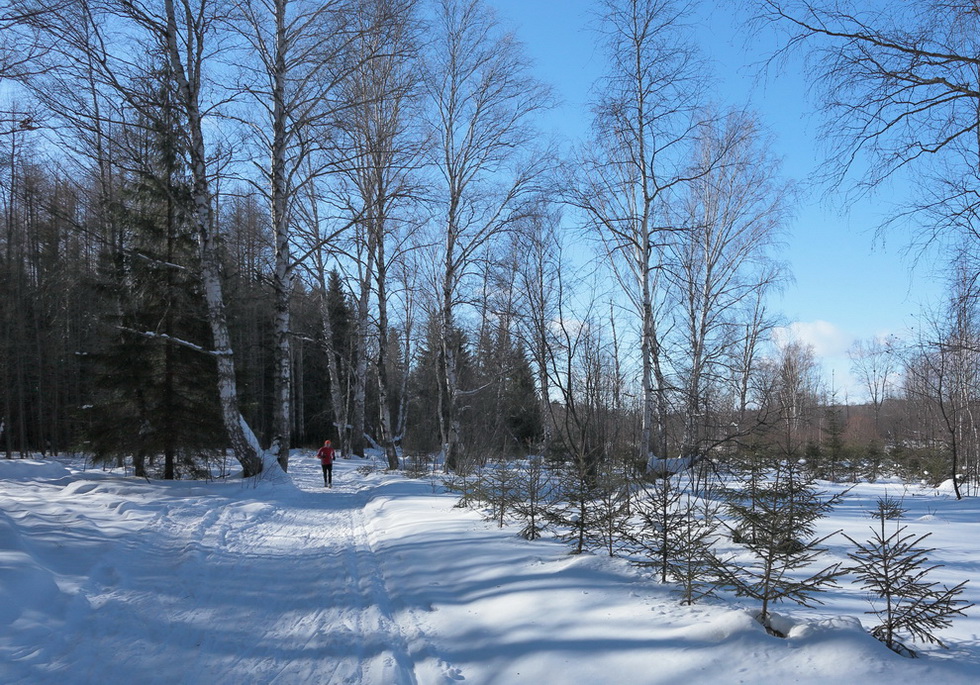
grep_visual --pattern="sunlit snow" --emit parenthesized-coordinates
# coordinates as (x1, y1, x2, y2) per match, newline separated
(2, 455, 978, 684)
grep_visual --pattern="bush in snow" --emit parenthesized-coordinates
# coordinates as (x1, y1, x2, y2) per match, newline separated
(844, 495, 974, 657)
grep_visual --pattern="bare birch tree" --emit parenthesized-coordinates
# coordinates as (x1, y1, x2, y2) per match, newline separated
(849, 335, 899, 432)
(903, 262, 980, 499)
(569, 0, 710, 464)
(513, 202, 564, 458)
(755, 1, 980, 260)
(669, 110, 789, 459)
(424, 0, 550, 471)
(332, 0, 423, 466)
(233, 0, 362, 470)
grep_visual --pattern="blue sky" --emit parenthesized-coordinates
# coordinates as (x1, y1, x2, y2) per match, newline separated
(487, 0, 942, 401)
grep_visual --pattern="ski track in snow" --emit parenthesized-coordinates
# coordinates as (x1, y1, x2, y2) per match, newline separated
(0, 457, 459, 685)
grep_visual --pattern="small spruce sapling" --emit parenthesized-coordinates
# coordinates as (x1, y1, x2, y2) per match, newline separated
(844, 495, 973, 657)
(622, 472, 684, 583)
(719, 457, 843, 635)
(591, 459, 632, 556)
(624, 476, 723, 603)
(546, 456, 602, 554)
(443, 456, 479, 508)
(471, 458, 518, 528)
(511, 456, 555, 540)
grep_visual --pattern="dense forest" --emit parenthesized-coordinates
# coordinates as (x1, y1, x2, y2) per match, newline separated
(1, 0, 979, 498)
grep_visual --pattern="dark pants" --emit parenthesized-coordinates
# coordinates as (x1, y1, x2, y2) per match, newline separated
(321, 463, 332, 486)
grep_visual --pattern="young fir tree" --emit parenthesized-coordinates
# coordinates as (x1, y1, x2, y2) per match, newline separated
(471, 457, 518, 529)
(670, 489, 724, 605)
(623, 474, 685, 580)
(844, 496, 973, 657)
(590, 458, 632, 557)
(623, 472, 723, 604)
(719, 455, 843, 634)
(510, 456, 555, 540)
(546, 454, 605, 554)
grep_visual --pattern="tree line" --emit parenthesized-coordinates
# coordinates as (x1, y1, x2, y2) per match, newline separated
(0, 0, 978, 492)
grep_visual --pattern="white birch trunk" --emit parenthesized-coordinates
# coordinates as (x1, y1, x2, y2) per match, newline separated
(270, 0, 293, 471)
(163, 0, 262, 477)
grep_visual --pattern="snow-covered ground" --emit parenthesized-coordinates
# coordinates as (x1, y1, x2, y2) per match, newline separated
(2, 455, 979, 684)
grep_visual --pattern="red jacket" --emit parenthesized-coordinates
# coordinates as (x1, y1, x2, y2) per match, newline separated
(316, 446, 335, 466)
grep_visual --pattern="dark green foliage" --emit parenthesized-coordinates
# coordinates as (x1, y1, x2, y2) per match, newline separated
(317, 271, 357, 445)
(85, 106, 224, 478)
(221, 193, 275, 445)
(844, 496, 973, 656)
(823, 402, 846, 481)
(405, 317, 472, 456)
(403, 313, 541, 461)
(472, 326, 542, 456)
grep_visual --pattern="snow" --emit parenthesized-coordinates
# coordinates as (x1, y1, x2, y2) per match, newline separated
(2, 456, 980, 684)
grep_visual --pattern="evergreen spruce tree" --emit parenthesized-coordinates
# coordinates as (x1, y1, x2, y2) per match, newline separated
(590, 458, 631, 557)
(844, 496, 973, 656)
(325, 269, 355, 449)
(470, 327, 542, 458)
(623, 473, 722, 604)
(823, 401, 845, 481)
(86, 70, 223, 478)
(546, 455, 604, 554)
(623, 474, 685, 580)
(406, 317, 472, 463)
(505, 343, 543, 453)
(471, 457, 518, 528)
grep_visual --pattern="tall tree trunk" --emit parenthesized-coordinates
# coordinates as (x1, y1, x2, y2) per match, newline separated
(440, 229, 461, 471)
(164, 0, 262, 477)
(376, 246, 398, 469)
(351, 218, 378, 458)
(270, 0, 293, 472)
(316, 280, 348, 455)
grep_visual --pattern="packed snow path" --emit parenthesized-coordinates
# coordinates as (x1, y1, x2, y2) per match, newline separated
(0, 457, 461, 684)
(3, 456, 980, 684)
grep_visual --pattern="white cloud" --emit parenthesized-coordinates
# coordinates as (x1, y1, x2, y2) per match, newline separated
(773, 320, 872, 401)
(772, 320, 854, 358)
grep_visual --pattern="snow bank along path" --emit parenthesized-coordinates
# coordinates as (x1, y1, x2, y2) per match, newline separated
(2, 456, 979, 684)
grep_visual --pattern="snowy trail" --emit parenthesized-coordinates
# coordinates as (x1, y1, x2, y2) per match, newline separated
(0, 457, 455, 685)
(3, 457, 980, 684)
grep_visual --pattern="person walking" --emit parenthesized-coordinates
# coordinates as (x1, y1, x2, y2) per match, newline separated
(316, 440, 335, 487)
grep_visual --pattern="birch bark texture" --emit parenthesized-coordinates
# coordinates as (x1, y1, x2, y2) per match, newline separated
(233, 0, 356, 470)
